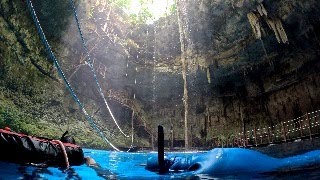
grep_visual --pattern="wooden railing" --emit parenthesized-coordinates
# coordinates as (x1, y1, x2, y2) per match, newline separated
(233, 109, 320, 147)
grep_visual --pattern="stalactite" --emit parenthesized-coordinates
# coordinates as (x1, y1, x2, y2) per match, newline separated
(265, 17, 281, 43)
(247, 12, 262, 39)
(274, 18, 289, 44)
(247, 3, 289, 44)
(260, 38, 269, 60)
(265, 17, 289, 43)
(259, 3, 268, 16)
(206, 67, 211, 84)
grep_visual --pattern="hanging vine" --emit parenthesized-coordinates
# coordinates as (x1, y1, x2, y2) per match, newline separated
(175, 0, 190, 149)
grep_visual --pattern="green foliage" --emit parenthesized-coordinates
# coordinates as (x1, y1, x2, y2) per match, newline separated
(128, 7, 152, 24)
(109, 0, 152, 24)
(111, 0, 175, 24)
(168, 2, 177, 14)
(0, 97, 34, 134)
(112, 0, 131, 9)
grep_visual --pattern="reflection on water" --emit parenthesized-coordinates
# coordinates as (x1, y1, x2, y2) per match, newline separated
(109, 151, 120, 172)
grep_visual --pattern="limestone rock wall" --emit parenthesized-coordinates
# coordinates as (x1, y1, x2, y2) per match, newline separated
(121, 0, 320, 147)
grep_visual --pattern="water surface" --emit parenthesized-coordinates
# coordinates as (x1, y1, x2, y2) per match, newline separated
(1, 148, 320, 179)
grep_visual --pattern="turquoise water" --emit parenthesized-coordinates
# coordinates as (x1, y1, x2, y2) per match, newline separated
(1, 148, 320, 179)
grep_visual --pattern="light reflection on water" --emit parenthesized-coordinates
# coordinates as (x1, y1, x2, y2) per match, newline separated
(108, 151, 120, 172)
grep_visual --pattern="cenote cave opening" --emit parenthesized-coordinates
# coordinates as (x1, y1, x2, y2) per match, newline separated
(0, 0, 320, 179)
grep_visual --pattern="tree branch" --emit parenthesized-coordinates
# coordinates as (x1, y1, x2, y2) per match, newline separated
(30, 58, 59, 82)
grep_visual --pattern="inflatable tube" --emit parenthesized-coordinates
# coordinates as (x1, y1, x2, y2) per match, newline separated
(146, 148, 320, 175)
(0, 128, 84, 167)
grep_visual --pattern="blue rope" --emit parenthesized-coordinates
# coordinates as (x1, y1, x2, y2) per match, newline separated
(69, 0, 129, 138)
(26, 0, 120, 151)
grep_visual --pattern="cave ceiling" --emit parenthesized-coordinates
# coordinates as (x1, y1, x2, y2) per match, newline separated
(68, 0, 320, 115)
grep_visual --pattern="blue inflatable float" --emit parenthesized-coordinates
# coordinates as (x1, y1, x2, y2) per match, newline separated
(146, 148, 320, 175)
